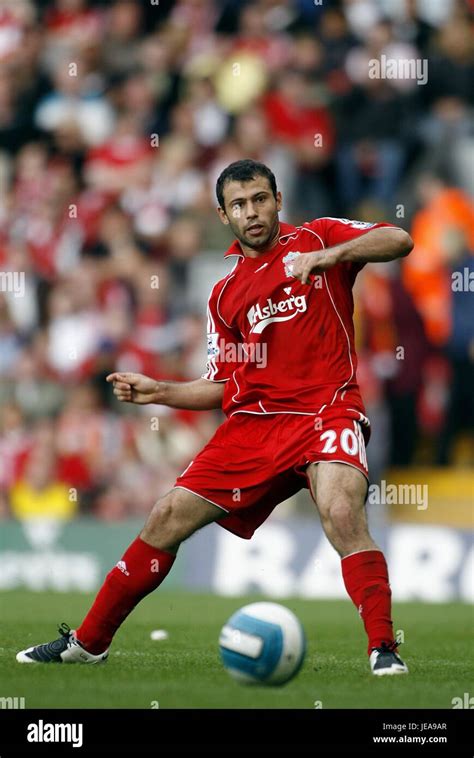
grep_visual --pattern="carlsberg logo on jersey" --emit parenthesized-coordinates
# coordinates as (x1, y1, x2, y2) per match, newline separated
(247, 294, 307, 334)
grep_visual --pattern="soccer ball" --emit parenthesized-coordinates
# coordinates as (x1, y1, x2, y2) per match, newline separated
(219, 602, 306, 686)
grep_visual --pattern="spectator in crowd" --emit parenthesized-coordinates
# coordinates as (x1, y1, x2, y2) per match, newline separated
(402, 173, 474, 348)
(9, 435, 77, 521)
(436, 226, 474, 464)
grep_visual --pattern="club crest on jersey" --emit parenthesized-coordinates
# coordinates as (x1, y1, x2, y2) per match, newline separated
(247, 294, 307, 334)
(282, 251, 301, 278)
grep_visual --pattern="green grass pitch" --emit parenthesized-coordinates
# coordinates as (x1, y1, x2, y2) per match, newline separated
(0, 590, 472, 709)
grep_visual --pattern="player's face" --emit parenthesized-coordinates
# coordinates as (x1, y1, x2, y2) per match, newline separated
(218, 178, 282, 252)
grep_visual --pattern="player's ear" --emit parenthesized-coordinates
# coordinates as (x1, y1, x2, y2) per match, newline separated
(217, 206, 230, 225)
(276, 191, 282, 212)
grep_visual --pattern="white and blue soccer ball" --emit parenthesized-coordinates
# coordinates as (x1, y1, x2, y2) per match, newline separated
(219, 602, 306, 686)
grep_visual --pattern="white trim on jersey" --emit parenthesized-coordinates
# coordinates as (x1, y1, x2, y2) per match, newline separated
(317, 217, 399, 229)
(228, 407, 370, 421)
(279, 225, 325, 250)
(301, 227, 325, 249)
(200, 374, 229, 383)
(347, 408, 371, 426)
(217, 274, 236, 329)
(231, 369, 242, 404)
(173, 486, 230, 513)
(223, 251, 244, 259)
(229, 409, 321, 417)
(279, 229, 300, 244)
(179, 460, 195, 477)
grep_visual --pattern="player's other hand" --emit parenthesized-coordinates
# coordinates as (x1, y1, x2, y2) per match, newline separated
(106, 372, 159, 405)
(290, 250, 340, 284)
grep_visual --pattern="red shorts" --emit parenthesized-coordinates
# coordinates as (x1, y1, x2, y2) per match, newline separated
(174, 408, 370, 540)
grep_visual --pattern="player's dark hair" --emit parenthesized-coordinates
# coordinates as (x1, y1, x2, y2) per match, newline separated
(216, 160, 277, 209)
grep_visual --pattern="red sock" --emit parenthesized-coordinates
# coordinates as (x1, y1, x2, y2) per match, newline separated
(76, 537, 175, 654)
(341, 549, 395, 655)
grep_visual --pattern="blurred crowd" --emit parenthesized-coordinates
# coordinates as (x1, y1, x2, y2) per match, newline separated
(0, 0, 472, 521)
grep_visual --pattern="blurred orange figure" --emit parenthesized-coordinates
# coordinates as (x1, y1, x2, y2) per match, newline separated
(402, 175, 474, 347)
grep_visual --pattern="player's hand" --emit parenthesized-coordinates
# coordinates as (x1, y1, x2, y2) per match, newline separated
(106, 372, 160, 405)
(290, 250, 341, 284)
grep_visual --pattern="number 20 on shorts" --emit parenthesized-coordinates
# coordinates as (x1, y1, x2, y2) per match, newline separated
(319, 424, 367, 470)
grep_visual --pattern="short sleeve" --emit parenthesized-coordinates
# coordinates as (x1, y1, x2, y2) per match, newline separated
(319, 218, 395, 247)
(312, 217, 398, 281)
(202, 283, 241, 382)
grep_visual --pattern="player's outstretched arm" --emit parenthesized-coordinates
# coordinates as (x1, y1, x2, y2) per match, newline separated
(106, 373, 225, 410)
(334, 227, 413, 265)
(292, 227, 414, 284)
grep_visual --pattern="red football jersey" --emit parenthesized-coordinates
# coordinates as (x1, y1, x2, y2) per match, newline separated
(203, 218, 396, 418)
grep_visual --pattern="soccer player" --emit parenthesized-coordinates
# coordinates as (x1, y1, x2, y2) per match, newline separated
(17, 160, 412, 675)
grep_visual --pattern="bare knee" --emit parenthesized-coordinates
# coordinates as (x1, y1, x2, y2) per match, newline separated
(140, 488, 221, 552)
(141, 490, 188, 552)
(317, 496, 376, 556)
(324, 500, 359, 534)
(308, 464, 375, 555)
(314, 473, 362, 529)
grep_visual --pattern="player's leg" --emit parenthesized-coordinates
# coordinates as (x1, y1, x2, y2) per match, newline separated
(307, 461, 408, 675)
(140, 486, 227, 553)
(307, 461, 375, 556)
(74, 488, 225, 652)
(16, 488, 224, 663)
